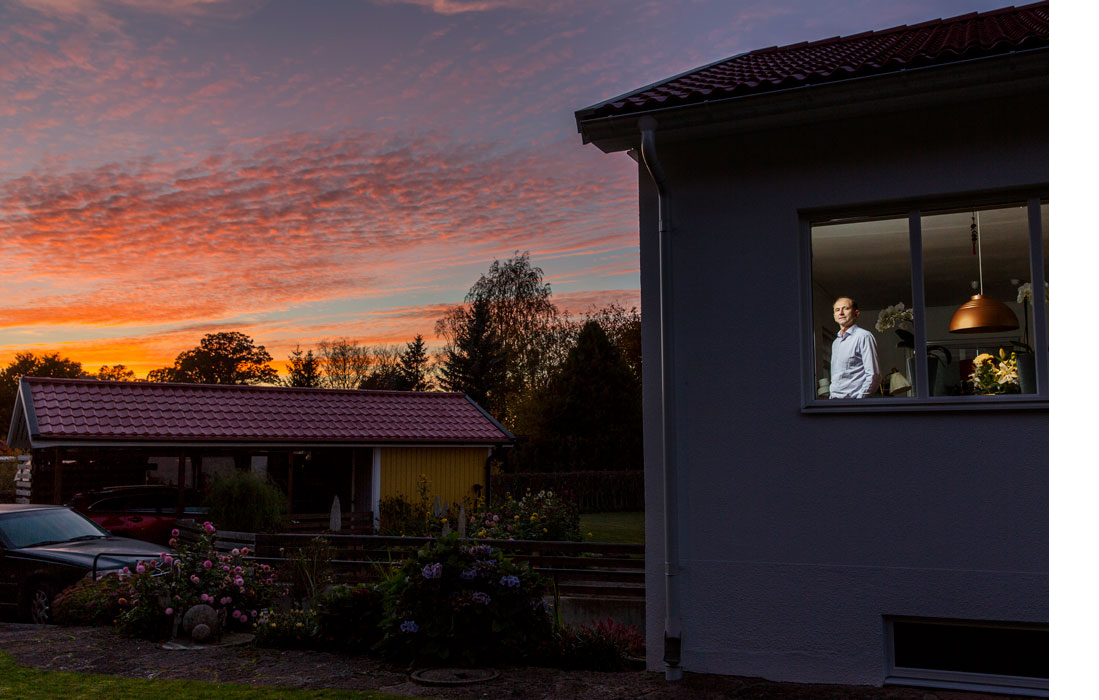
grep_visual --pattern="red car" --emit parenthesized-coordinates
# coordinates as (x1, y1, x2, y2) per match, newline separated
(66, 486, 206, 546)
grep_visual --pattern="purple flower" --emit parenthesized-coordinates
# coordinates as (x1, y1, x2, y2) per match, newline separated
(472, 592, 491, 605)
(240, 614, 248, 623)
(500, 575, 520, 588)
(135, 564, 145, 574)
(221, 596, 232, 605)
(232, 609, 242, 619)
(231, 548, 240, 556)
(171, 528, 180, 537)
(460, 569, 475, 580)
(234, 576, 244, 586)
(400, 620, 419, 633)
(165, 607, 174, 616)
(421, 562, 443, 579)
(203, 521, 216, 534)
(190, 574, 200, 584)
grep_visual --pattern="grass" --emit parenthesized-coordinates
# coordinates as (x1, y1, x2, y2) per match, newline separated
(0, 652, 414, 700)
(580, 511, 644, 544)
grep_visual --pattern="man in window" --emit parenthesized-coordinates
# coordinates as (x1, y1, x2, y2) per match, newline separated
(829, 297, 881, 399)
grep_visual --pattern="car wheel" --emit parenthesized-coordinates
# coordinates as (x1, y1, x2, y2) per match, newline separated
(27, 580, 58, 624)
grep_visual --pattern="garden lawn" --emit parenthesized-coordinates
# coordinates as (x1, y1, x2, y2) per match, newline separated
(580, 511, 644, 544)
(0, 652, 414, 700)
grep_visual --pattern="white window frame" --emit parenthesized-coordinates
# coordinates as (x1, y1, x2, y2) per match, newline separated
(800, 189, 1048, 412)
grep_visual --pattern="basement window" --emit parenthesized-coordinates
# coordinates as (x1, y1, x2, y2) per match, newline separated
(885, 617, 1048, 696)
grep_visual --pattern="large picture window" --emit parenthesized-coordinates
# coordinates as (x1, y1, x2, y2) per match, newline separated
(806, 196, 1048, 407)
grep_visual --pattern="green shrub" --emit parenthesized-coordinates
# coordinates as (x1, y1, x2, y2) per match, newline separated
(473, 489, 580, 541)
(52, 574, 128, 626)
(115, 522, 278, 640)
(204, 470, 287, 533)
(376, 534, 551, 665)
(314, 583, 384, 651)
(377, 474, 463, 537)
(284, 536, 334, 602)
(253, 607, 319, 649)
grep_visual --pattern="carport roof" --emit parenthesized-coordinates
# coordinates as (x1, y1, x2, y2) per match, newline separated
(7, 377, 514, 449)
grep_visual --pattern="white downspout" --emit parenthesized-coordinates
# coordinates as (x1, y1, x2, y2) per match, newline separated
(639, 115, 683, 682)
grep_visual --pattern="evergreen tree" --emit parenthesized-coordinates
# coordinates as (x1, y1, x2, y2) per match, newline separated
(284, 346, 323, 387)
(395, 334, 433, 391)
(438, 297, 507, 414)
(521, 321, 642, 472)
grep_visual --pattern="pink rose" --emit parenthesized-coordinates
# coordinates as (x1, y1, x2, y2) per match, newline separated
(171, 528, 180, 537)
(165, 608, 174, 616)
(203, 560, 213, 569)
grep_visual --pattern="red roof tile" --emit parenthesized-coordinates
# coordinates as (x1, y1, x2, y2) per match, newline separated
(16, 377, 513, 446)
(577, 2, 1048, 120)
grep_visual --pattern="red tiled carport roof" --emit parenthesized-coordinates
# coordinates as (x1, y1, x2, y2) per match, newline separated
(576, 2, 1048, 122)
(12, 377, 514, 447)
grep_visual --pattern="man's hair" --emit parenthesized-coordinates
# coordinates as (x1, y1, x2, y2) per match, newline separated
(834, 297, 859, 311)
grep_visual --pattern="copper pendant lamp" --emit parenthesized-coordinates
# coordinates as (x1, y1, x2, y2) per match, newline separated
(948, 211, 1019, 334)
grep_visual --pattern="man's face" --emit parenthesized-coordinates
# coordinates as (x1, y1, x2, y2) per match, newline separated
(833, 298, 859, 331)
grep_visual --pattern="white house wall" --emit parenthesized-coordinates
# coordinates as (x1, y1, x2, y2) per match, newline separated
(640, 91, 1047, 684)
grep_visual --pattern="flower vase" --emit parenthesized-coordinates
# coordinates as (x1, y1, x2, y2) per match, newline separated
(1016, 352, 1036, 394)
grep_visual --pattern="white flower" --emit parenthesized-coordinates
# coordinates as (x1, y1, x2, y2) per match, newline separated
(875, 302, 914, 332)
(1016, 282, 1032, 304)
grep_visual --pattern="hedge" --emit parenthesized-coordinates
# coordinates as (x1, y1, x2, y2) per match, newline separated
(490, 470, 643, 514)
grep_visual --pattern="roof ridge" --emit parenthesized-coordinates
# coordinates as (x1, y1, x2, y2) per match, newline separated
(21, 376, 466, 397)
(752, 2, 1046, 57)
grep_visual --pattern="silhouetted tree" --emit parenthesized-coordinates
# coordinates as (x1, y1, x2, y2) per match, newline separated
(283, 346, 323, 388)
(318, 338, 371, 389)
(435, 252, 565, 423)
(147, 332, 277, 384)
(96, 364, 136, 381)
(0, 352, 90, 432)
(581, 303, 642, 383)
(359, 345, 402, 390)
(519, 321, 642, 472)
(395, 334, 433, 391)
(438, 297, 507, 415)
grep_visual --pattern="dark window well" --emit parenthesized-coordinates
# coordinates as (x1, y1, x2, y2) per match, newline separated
(892, 620, 1048, 679)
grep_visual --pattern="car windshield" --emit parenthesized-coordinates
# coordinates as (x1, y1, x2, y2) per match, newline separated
(0, 509, 109, 548)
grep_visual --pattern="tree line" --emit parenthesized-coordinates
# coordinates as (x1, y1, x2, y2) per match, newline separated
(0, 253, 641, 472)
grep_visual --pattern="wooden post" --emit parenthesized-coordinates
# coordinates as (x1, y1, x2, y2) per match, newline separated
(177, 451, 186, 514)
(52, 448, 63, 504)
(287, 452, 295, 515)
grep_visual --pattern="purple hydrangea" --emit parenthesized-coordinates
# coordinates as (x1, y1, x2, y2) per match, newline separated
(500, 575, 520, 588)
(400, 620, 419, 633)
(460, 569, 476, 580)
(472, 591, 491, 605)
(422, 562, 443, 579)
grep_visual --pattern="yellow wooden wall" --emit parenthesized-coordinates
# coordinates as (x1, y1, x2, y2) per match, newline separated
(380, 447, 489, 506)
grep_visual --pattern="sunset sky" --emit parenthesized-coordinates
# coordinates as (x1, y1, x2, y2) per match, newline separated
(0, 0, 1018, 377)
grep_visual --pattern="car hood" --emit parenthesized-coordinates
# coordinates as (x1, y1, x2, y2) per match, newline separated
(15, 536, 168, 571)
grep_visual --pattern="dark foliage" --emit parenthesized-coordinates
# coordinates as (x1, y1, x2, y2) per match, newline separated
(491, 471, 644, 513)
(147, 331, 278, 385)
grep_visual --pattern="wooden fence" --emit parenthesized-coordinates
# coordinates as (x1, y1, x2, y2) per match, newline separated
(177, 521, 643, 600)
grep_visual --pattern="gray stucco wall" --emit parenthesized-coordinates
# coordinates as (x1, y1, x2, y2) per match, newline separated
(640, 90, 1048, 685)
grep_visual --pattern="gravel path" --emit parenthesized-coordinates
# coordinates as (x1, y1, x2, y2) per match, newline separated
(0, 623, 1030, 699)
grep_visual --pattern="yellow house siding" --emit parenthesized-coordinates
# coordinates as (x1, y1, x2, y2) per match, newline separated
(380, 447, 489, 506)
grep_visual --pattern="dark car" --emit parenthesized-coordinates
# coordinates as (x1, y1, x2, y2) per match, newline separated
(0, 504, 167, 623)
(67, 485, 206, 546)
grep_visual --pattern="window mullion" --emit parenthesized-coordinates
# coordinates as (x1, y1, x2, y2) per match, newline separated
(908, 210, 929, 398)
(1026, 198, 1048, 397)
